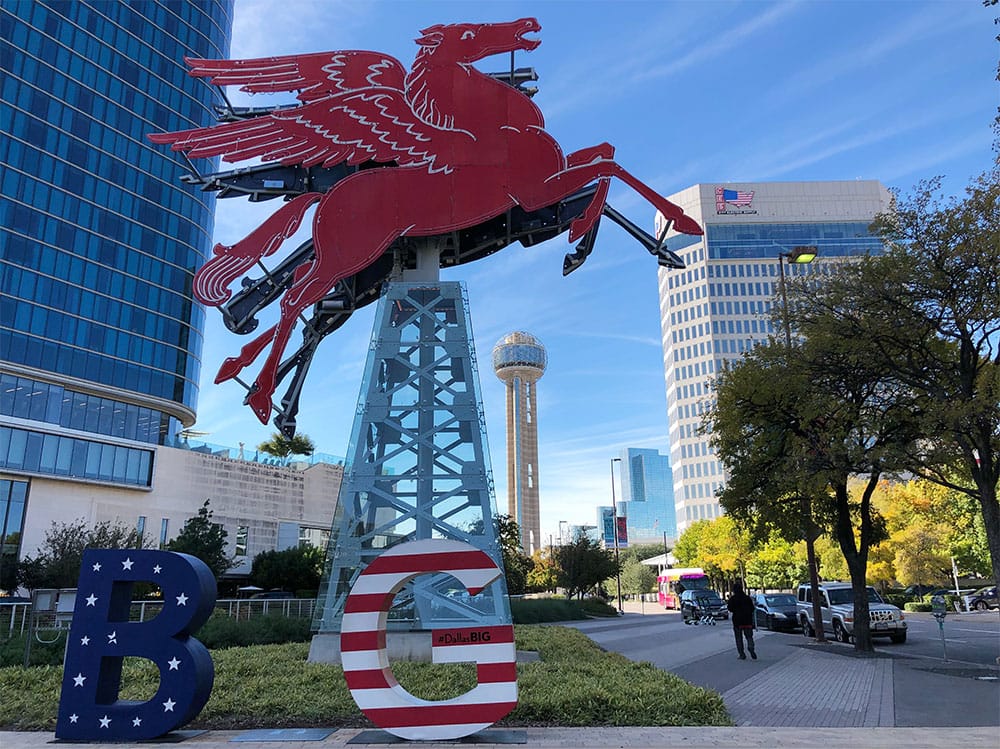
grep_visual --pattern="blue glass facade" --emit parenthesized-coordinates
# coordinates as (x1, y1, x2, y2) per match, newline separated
(1, 1, 233, 494)
(618, 447, 677, 544)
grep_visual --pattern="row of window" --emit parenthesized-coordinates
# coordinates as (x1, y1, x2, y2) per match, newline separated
(6, 298, 199, 384)
(1, 328, 198, 409)
(5, 57, 205, 145)
(5, 3, 226, 129)
(666, 302, 709, 329)
(683, 501, 721, 521)
(1, 373, 178, 445)
(2, 260, 203, 354)
(672, 316, 775, 346)
(682, 458, 722, 480)
(704, 222, 881, 258)
(4, 126, 212, 249)
(1, 231, 204, 333)
(0, 426, 154, 487)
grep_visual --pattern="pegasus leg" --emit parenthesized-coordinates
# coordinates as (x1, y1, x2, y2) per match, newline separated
(193, 193, 321, 306)
(244, 184, 408, 424)
(519, 158, 702, 238)
(565, 144, 614, 242)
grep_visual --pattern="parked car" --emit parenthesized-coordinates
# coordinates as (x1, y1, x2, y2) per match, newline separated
(753, 593, 800, 631)
(681, 588, 728, 623)
(796, 581, 907, 644)
(962, 585, 998, 611)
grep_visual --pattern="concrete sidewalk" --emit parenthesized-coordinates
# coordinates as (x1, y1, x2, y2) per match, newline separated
(3, 725, 998, 748)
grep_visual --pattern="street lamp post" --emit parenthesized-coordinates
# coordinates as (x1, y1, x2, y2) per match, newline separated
(776, 245, 826, 643)
(611, 457, 623, 615)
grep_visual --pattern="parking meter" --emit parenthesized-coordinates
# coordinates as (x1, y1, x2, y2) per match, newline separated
(931, 595, 948, 661)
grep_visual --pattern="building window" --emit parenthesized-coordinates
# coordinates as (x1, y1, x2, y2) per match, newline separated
(235, 525, 248, 556)
(159, 518, 169, 548)
(136, 515, 146, 544)
(1, 478, 29, 591)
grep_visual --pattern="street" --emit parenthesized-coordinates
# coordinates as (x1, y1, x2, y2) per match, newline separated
(560, 602, 999, 727)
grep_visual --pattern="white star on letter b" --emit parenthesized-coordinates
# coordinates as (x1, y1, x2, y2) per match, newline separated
(176, 593, 189, 606)
(163, 698, 176, 712)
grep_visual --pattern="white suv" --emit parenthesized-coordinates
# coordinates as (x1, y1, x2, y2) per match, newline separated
(797, 581, 906, 644)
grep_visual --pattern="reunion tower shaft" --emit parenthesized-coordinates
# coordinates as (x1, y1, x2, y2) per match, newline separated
(492, 332, 547, 555)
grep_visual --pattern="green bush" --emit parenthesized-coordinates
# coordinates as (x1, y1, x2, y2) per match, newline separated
(0, 632, 67, 668)
(509, 597, 587, 623)
(904, 602, 932, 612)
(196, 613, 312, 649)
(579, 598, 619, 617)
(0, 626, 732, 730)
(882, 593, 911, 608)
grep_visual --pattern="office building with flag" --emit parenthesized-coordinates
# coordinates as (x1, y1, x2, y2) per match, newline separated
(655, 181, 890, 533)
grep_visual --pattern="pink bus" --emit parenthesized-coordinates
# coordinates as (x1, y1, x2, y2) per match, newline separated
(657, 568, 709, 609)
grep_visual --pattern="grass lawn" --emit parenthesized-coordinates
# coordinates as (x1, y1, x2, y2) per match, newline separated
(0, 625, 731, 730)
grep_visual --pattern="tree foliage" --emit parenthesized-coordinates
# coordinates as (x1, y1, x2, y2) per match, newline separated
(789, 162, 1000, 590)
(709, 331, 915, 651)
(166, 499, 234, 580)
(554, 532, 618, 600)
(526, 548, 559, 593)
(256, 432, 316, 462)
(17, 518, 150, 591)
(251, 544, 325, 594)
(620, 561, 657, 597)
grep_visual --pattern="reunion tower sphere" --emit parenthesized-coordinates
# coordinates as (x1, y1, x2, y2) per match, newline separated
(492, 332, 546, 555)
(491, 331, 548, 379)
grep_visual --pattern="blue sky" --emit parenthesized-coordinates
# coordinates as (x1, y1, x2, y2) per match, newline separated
(189, 0, 998, 543)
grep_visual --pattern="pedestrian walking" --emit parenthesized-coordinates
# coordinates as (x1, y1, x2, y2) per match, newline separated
(727, 580, 756, 660)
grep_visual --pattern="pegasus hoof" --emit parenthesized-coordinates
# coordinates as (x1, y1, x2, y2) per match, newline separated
(215, 356, 245, 384)
(245, 386, 273, 425)
(563, 250, 587, 276)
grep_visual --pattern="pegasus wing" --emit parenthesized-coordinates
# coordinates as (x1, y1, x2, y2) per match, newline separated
(184, 50, 406, 102)
(149, 88, 459, 171)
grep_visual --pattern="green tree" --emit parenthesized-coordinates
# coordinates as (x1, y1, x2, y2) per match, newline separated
(554, 532, 618, 600)
(709, 337, 914, 652)
(466, 514, 533, 595)
(620, 561, 657, 599)
(166, 499, 234, 580)
(257, 432, 316, 464)
(17, 518, 150, 591)
(526, 548, 559, 593)
(618, 543, 667, 567)
(789, 161, 1000, 592)
(251, 544, 325, 594)
(744, 537, 806, 591)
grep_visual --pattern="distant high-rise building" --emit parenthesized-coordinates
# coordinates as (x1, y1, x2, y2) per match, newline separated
(492, 332, 547, 554)
(656, 181, 890, 534)
(1, 1, 234, 572)
(618, 447, 676, 545)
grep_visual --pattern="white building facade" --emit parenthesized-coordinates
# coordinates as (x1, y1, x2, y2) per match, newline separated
(656, 181, 890, 534)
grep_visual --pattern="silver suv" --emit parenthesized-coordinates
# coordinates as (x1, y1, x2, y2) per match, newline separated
(796, 581, 906, 644)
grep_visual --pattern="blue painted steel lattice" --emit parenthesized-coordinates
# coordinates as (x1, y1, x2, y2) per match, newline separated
(313, 282, 510, 634)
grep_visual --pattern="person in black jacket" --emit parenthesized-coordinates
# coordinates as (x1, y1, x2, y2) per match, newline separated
(727, 580, 757, 660)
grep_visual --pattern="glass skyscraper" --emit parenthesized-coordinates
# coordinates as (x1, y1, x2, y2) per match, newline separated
(1, 1, 233, 569)
(655, 181, 889, 534)
(617, 447, 677, 545)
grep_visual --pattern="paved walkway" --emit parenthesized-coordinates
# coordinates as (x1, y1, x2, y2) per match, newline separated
(3, 725, 998, 748)
(722, 647, 893, 726)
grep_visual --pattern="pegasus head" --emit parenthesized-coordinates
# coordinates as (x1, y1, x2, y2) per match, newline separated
(416, 18, 541, 64)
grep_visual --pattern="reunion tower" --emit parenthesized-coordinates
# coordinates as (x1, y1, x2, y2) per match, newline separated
(492, 332, 547, 555)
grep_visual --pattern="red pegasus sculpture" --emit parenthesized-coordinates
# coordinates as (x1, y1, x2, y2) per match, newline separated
(150, 18, 702, 425)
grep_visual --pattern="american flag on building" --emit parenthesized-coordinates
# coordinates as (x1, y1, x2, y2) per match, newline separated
(715, 186, 755, 211)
